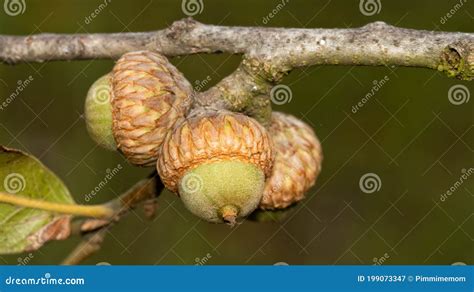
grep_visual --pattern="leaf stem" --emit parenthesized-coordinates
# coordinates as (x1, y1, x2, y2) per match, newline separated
(0, 192, 115, 218)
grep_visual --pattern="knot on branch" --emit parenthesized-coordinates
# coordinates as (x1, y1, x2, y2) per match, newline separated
(242, 57, 290, 83)
(362, 21, 391, 31)
(439, 40, 473, 81)
(166, 17, 200, 40)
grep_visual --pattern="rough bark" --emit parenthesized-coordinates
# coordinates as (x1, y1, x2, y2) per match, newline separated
(0, 18, 472, 80)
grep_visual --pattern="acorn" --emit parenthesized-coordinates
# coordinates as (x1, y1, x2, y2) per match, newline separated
(157, 109, 273, 225)
(258, 112, 323, 210)
(84, 73, 116, 151)
(84, 51, 193, 166)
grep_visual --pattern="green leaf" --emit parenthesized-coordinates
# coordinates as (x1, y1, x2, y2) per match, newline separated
(0, 146, 74, 254)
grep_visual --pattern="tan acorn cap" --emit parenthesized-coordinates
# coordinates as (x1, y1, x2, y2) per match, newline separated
(111, 51, 193, 166)
(157, 108, 274, 193)
(259, 112, 323, 210)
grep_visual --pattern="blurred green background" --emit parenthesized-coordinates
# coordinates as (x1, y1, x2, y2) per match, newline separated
(0, 0, 472, 265)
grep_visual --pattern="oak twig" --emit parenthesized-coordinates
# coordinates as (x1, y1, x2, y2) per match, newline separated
(64, 173, 164, 265)
(1, 18, 472, 125)
(0, 18, 472, 80)
(61, 227, 109, 265)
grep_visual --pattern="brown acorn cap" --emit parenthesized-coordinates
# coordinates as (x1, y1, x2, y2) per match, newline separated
(111, 51, 193, 166)
(259, 112, 323, 210)
(157, 108, 274, 193)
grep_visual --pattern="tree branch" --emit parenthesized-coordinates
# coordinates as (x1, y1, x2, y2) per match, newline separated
(61, 227, 108, 265)
(71, 173, 163, 235)
(64, 173, 163, 265)
(0, 18, 472, 80)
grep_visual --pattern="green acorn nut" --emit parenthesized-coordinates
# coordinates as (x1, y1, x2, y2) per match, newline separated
(84, 74, 116, 151)
(84, 50, 193, 166)
(157, 109, 274, 225)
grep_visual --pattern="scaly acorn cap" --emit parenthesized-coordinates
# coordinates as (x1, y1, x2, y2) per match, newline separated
(157, 109, 274, 224)
(259, 112, 323, 210)
(111, 51, 193, 166)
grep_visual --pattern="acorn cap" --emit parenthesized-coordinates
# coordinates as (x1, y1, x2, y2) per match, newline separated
(259, 112, 323, 210)
(157, 108, 274, 193)
(111, 51, 193, 166)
